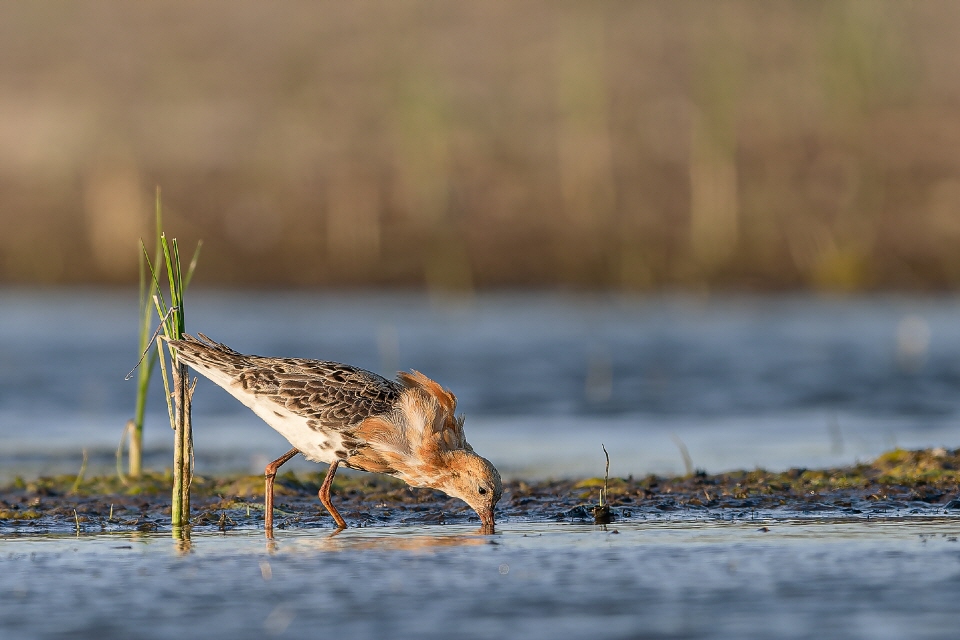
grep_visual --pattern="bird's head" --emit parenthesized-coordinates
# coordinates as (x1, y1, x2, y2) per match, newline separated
(436, 450, 502, 531)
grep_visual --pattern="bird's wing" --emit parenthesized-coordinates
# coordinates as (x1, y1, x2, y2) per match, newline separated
(242, 358, 401, 428)
(172, 334, 402, 430)
(396, 370, 469, 453)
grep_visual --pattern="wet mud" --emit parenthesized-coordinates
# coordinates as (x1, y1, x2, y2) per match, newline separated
(2, 448, 959, 535)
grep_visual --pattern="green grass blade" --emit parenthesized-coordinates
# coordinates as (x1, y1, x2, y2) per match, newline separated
(138, 248, 147, 317)
(152, 189, 164, 298)
(183, 240, 203, 290)
(152, 295, 175, 427)
(171, 239, 184, 331)
(160, 234, 182, 337)
(155, 336, 174, 428)
(142, 241, 169, 315)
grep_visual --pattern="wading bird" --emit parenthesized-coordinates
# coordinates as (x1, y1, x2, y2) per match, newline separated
(170, 334, 502, 533)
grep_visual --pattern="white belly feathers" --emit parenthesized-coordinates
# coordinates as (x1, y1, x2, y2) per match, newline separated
(189, 360, 344, 465)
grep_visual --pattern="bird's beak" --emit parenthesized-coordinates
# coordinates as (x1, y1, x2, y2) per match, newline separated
(478, 508, 495, 532)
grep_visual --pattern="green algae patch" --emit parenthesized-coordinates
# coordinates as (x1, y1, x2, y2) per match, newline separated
(872, 448, 960, 483)
(0, 508, 41, 520)
(22, 472, 172, 498)
(573, 477, 628, 492)
(10, 470, 408, 502)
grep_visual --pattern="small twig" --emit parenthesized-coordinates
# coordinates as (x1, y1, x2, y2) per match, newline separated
(74, 509, 81, 535)
(69, 449, 88, 495)
(187, 377, 197, 485)
(115, 420, 134, 486)
(601, 444, 610, 507)
(124, 305, 179, 380)
(671, 434, 695, 476)
(593, 444, 613, 524)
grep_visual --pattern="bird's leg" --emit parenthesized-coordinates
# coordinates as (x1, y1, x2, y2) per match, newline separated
(318, 459, 347, 529)
(264, 448, 299, 534)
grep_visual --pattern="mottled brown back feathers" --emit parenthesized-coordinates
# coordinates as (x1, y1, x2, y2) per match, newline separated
(171, 334, 401, 430)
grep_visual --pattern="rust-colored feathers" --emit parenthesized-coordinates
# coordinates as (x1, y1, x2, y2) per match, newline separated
(352, 370, 470, 483)
(398, 370, 469, 453)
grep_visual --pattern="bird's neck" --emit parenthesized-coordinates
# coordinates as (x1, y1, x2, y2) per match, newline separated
(395, 449, 463, 492)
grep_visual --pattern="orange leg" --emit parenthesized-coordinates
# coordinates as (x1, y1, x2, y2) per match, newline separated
(264, 448, 299, 533)
(318, 459, 347, 529)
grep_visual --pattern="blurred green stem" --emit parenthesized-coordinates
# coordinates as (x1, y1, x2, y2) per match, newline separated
(128, 190, 164, 477)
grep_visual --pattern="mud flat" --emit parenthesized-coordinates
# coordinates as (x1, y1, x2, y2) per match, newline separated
(2, 448, 959, 534)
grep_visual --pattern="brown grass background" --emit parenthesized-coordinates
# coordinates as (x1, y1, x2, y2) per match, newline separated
(3, 1, 960, 291)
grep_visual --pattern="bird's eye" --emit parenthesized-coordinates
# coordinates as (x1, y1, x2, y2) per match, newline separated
(478, 486, 487, 495)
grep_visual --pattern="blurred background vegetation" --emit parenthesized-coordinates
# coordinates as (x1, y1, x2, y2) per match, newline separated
(2, 0, 959, 292)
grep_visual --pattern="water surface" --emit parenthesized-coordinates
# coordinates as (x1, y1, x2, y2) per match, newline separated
(2, 519, 960, 639)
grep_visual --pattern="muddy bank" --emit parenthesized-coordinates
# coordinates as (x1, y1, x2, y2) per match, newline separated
(2, 448, 959, 535)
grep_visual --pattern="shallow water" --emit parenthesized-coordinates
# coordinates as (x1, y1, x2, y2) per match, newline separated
(2, 519, 960, 639)
(2, 289, 960, 480)
(4, 290, 960, 638)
